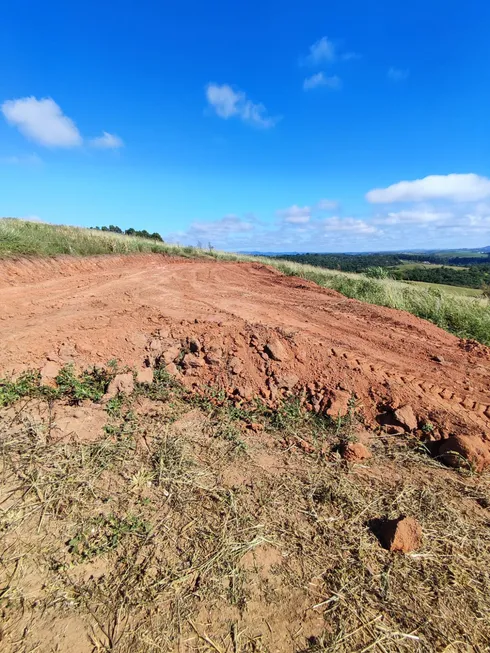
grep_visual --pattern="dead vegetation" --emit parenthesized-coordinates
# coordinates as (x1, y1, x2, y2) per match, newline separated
(1, 366, 490, 652)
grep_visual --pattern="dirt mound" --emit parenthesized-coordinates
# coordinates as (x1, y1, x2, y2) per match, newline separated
(1, 254, 490, 465)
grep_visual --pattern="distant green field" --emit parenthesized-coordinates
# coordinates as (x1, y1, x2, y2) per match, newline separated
(396, 262, 468, 271)
(431, 250, 485, 258)
(405, 280, 486, 299)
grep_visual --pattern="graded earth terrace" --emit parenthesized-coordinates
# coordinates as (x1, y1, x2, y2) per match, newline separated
(1, 253, 490, 467)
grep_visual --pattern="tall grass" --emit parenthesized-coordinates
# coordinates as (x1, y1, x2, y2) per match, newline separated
(1, 218, 490, 344)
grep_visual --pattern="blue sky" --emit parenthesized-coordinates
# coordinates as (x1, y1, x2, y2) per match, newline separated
(1, 0, 490, 252)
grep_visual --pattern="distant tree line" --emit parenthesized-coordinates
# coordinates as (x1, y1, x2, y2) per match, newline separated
(91, 225, 164, 242)
(390, 264, 490, 289)
(278, 252, 490, 272)
(278, 253, 490, 289)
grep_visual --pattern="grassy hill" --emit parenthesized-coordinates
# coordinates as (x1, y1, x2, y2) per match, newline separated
(1, 218, 490, 345)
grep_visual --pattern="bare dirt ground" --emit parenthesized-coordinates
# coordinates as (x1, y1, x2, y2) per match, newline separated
(1, 254, 490, 452)
(2, 254, 490, 652)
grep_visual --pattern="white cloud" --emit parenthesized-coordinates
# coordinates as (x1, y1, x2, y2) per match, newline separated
(342, 52, 362, 61)
(366, 174, 490, 204)
(0, 153, 42, 165)
(303, 72, 341, 91)
(169, 215, 256, 247)
(323, 216, 379, 234)
(378, 210, 454, 225)
(277, 205, 311, 224)
(205, 84, 279, 129)
(90, 132, 124, 149)
(388, 67, 409, 82)
(1, 97, 82, 147)
(316, 198, 339, 211)
(304, 37, 336, 65)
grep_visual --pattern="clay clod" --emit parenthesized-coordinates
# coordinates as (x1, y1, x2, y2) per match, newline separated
(438, 435, 490, 472)
(136, 367, 154, 385)
(264, 338, 288, 362)
(378, 516, 422, 553)
(341, 441, 372, 462)
(393, 404, 418, 432)
(106, 372, 134, 398)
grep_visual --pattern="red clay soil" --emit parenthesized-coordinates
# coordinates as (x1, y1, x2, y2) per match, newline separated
(1, 254, 490, 461)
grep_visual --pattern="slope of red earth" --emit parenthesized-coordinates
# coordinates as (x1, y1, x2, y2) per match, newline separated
(1, 254, 490, 467)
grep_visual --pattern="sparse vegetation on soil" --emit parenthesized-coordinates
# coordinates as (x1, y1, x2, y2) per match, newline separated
(1, 363, 490, 652)
(1, 218, 490, 344)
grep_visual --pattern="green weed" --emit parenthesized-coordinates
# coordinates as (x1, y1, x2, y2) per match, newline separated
(55, 364, 113, 403)
(68, 514, 150, 561)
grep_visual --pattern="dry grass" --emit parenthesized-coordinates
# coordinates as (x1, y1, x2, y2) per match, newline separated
(1, 368, 489, 652)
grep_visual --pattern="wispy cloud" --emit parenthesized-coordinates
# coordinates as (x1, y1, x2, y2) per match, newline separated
(323, 216, 379, 234)
(0, 153, 42, 165)
(303, 37, 336, 65)
(1, 97, 82, 147)
(316, 198, 339, 211)
(341, 52, 362, 61)
(90, 132, 124, 149)
(388, 67, 409, 82)
(303, 72, 341, 91)
(366, 174, 490, 204)
(205, 83, 279, 129)
(301, 37, 360, 67)
(277, 205, 311, 224)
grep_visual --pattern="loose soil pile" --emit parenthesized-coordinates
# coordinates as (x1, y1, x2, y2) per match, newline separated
(1, 254, 490, 466)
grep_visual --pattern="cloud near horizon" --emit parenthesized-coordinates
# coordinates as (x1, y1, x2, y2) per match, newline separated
(205, 84, 279, 129)
(0, 153, 43, 165)
(366, 174, 490, 204)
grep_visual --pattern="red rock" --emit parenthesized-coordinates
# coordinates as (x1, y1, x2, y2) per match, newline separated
(234, 384, 253, 400)
(136, 367, 154, 385)
(182, 353, 204, 369)
(58, 343, 77, 363)
(264, 338, 288, 362)
(166, 362, 180, 377)
(327, 390, 351, 418)
(380, 516, 422, 553)
(106, 372, 134, 398)
(188, 338, 201, 353)
(275, 374, 299, 390)
(394, 404, 418, 431)
(162, 346, 181, 365)
(438, 435, 490, 472)
(341, 441, 372, 462)
(148, 338, 163, 352)
(205, 351, 221, 365)
(229, 356, 244, 375)
(40, 361, 61, 385)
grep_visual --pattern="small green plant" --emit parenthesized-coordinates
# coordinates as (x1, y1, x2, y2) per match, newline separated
(68, 514, 150, 561)
(55, 364, 113, 403)
(105, 395, 124, 418)
(421, 421, 435, 434)
(0, 371, 43, 406)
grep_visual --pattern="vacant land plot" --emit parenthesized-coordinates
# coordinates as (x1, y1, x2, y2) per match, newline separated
(1, 365, 489, 652)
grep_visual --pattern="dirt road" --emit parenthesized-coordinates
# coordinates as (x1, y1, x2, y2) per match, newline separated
(1, 254, 490, 445)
